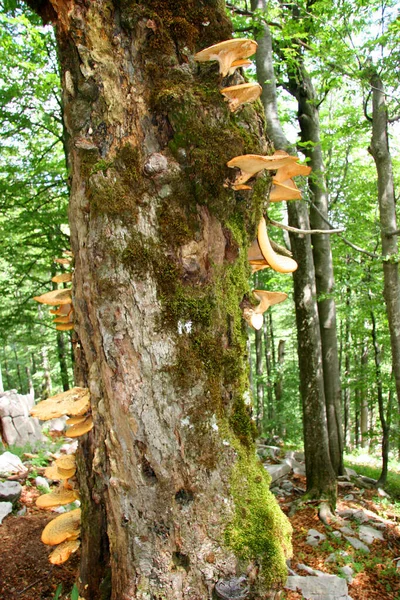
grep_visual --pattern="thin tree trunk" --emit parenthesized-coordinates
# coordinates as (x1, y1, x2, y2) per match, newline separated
(41, 346, 51, 400)
(360, 342, 369, 449)
(263, 320, 274, 425)
(56, 332, 70, 391)
(26, 1, 293, 597)
(290, 67, 343, 475)
(370, 308, 390, 486)
(274, 339, 285, 438)
(251, 0, 336, 502)
(368, 70, 400, 412)
(3, 347, 12, 390)
(255, 327, 264, 432)
(12, 344, 24, 393)
(343, 287, 351, 449)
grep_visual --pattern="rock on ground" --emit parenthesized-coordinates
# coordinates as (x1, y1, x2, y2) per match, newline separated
(0, 451, 27, 476)
(0, 390, 43, 446)
(285, 574, 351, 599)
(0, 481, 22, 503)
(0, 501, 13, 524)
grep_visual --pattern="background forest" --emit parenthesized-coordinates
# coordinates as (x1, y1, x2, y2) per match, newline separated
(1, 0, 399, 483)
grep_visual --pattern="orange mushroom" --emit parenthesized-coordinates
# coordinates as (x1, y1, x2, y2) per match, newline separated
(220, 82, 262, 112)
(257, 217, 298, 273)
(194, 38, 257, 77)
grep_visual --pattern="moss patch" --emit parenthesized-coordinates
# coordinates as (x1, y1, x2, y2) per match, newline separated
(225, 446, 293, 588)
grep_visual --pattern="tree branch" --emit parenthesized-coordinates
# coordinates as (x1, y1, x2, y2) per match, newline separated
(268, 218, 344, 235)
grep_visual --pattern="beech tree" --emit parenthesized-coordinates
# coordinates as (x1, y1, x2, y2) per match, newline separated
(24, 1, 292, 598)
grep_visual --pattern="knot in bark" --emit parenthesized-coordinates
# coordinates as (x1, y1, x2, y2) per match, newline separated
(215, 576, 249, 600)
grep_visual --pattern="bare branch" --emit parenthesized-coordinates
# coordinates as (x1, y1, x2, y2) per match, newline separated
(268, 218, 344, 235)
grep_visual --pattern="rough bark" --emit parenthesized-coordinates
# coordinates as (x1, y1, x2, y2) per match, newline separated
(287, 67, 343, 476)
(26, 1, 292, 598)
(368, 70, 400, 413)
(251, 0, 336, 502)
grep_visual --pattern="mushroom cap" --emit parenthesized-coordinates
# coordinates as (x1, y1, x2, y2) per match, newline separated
(51, 273, 72, 283)
(55, 454, 76, 471)
(55, 323, 74, 331)
(50, 303, 73, 316)
(228, 58, 253, 75)
(33, 288, 72, 306)
(30, 387, 90, 421)
(227, 153, 298, 185)
(49, 538, 80, 565)
(253, 290, 288, 314)
(220, 82, 262, 112)
(36, 486, 79, 508)
(41, 508, 81, 546)
(45, 464, 76, 481)
(273, 162, 311, 183)
(257, 217, 298, 273)
(53, 315, 73, 324)
(65, 415, 94, 438)
(269, 179, 302, 202)
(65, 415, 87, 426)
(194, 38, 257, 77)
(250, 313, 264, 330)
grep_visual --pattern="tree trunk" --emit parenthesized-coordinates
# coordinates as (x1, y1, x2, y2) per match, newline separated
(263, 319, 274, 426)
(274, 339, 285, 438)
(40, 346, 52, 400)
(368, 70, 400, 414)
(360, 342, 369, 449)
(27, 1, 292, 598)
(2, 347, 12, 390)
(370, 308, 390, 486)
(251, 0, 336, 502)
(289, 66, 343, 476)
(255, 327, 264, 432)
(56, 331, 70, 391)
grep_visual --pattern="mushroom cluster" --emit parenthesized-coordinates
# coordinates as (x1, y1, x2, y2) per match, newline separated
(34, 252, 74, 332)
(30, 386, 92, 564)
(195, 38, 262, 112)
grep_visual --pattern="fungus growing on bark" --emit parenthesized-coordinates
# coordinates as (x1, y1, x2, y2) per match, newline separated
(273, 160, 311, 183)
(49, 538, 80, 565)
(55, 454, 76, 471)
(257, 217, 298, 273)
(50, 303, 73, 316)
(30, 387, 90, 420)
(220, 82, 262, 112)
(51, 272, 72, 283)
(41, 508, 81, 546)
(194, 38, 257, 77)
(45, 463, 76, 481)
(65, 415, 94, 438)
(55, 323, 74, 331)
(33, 288, 72, 306)
(36, 486, 79, 508)
(228, 58, 252, 74)
(65, 415, 86, 426)
(243, 290, 288, 330)
(227, 152, 298, 186)
(269, 179, 302, 202)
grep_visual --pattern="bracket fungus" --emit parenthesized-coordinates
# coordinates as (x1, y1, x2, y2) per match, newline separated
(243, 290, 288, 330)
(41, 508, 81, 546)
(45, 463, 76, 481)
(269, 179, 302, 202)
(49, 538, 80, 565)
(228, 58, 252, 75)
(51, 272, 72, 284)
(273, 161, 311, 183)
(227, 152, 298, 186)
(220, 82, 262, 112)
(194, 38, 257, 77)
(65, 415, 94, 438)
(257, 217, 298, 273)
(33, 288, 72, 306)
(30, 387, 90, 421)
(36, 486, 79, 508)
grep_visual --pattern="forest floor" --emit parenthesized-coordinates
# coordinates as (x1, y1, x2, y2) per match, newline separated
(0, 455, 400, 600)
